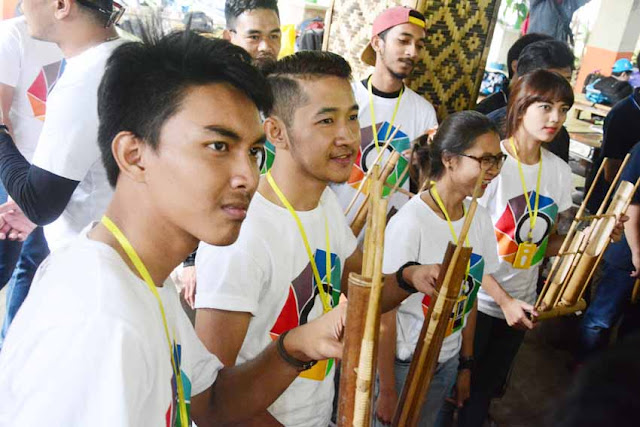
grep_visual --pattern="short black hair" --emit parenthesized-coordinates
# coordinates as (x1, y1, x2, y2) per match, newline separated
(507, 33, 553, 79)
(97, 30, 273, 187)
(225, 0, 279, 29)
(516, 39, 575, 77)
(264, 51, 352, 127)
(76, 0, 113, 27)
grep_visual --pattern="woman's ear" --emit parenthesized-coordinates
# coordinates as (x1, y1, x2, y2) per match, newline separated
(264, 116, 291, 151)
(111, 131, 147, 184)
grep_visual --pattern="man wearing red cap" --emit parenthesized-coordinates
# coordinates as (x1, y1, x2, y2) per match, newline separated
(332, 6, 438, 231)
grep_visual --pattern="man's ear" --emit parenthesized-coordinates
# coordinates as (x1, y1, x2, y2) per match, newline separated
(222, 29, 233, 41)
(264, 116, 290, 151)
(55, 0, 73, 20)
(111, 132, 147, 183)
(371, 34, 384, 54)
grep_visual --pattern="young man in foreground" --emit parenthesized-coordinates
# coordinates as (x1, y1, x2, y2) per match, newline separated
(0, 31, 344, 426)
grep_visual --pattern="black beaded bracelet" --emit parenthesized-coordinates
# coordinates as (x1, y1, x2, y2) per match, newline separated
(276, 330, 318, 372)
(396, 261, 421, 294)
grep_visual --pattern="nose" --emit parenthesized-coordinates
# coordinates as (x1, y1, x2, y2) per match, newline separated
(258, 38, 273, 53)
(335, 120, 360, 147)
(230, 151, 259, 192)
(550, 108, 562, 123)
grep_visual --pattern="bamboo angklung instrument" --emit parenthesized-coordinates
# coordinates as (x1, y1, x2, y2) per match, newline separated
(350, 150, 402, 236)
(535, 154, 640, 320)
(337, 165, 386, 427)
(392, 171, 485, 427)
(344, 125, 401, 216)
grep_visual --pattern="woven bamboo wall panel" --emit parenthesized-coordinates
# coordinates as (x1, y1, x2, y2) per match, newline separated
(325, 0, 501, 118)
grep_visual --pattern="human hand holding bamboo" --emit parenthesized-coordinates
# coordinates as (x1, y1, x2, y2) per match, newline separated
(374, 387, 398, 425)
(401, 263, 441, 295)
(499, 297, 537, 330)
(285, 302, 347, 362)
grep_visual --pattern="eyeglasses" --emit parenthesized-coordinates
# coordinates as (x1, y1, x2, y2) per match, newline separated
(76, 0, 125, 28)
(458, 153, 507, 170)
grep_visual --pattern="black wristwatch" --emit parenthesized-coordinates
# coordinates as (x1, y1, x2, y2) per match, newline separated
(396, 261, 421, 294)
(459, 355, 475, 371)
(277, 330, 318, 372)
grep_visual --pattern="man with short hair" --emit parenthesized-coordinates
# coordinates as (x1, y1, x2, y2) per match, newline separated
(0, 31, 346, 426)
(0, 16, 62, 345)
(194, 50, 441, 426)
(486, 39, 575, 162)
(332, 6, 438, 228)
(0, 0, 125, 252)
(475, 33, 553, 115)
(224, 0, 281, 70)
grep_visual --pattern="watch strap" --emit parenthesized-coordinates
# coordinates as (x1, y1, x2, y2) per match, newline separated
(397, 261, 421, 294)
(277, 330, 318, 372)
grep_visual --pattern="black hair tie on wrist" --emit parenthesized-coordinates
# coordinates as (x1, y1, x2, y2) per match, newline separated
(276, 330, 318, 372)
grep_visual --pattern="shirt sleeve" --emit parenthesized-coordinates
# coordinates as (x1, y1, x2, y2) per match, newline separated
(30, 81, 101, 181)
(0, 23, 21, 87)
(382, 206, 421, 274)
(194, 237, 268, 315)
(0, 315, 150, 426)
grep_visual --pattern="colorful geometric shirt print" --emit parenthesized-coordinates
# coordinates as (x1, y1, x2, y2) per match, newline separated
(421, 252, 485, 336)
(349, 122, 411, 197)
(270, 249, 342, 381)
(494, 191, 558, 267)
(27, 59, 65, 121)
(166, 344, 193, 427)
(259, 140, 276, 175)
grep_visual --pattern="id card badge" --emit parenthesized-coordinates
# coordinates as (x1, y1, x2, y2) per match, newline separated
(513, 242, 537, 269)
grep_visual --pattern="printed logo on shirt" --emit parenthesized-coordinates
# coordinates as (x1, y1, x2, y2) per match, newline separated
(421, 253, 484, 336)
(270, 249, 342, 381)
(166, 343, 193, 427)
(349, 122, 411, 197)
(494, 191, 558, 267)
(27, 59, 65, 120)
(259, 140, 276, 175)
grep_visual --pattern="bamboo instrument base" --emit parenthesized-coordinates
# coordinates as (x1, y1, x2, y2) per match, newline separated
(534, 299, 587, 322)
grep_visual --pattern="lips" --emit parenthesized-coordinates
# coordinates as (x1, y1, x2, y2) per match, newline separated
(543, 127, 558, 134)
(330, 151, 355, 166)
(221, 202, 250, 220)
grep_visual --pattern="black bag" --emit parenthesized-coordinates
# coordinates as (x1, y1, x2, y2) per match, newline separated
(592, 76, 634, 105)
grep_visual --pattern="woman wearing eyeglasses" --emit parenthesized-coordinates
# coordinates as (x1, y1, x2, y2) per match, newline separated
(373, 111, 505, 427)
(456, 69, 576, 427)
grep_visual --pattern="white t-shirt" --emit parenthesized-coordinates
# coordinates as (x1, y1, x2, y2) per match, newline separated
(0, 17, 63, 161)
(0, 226, 222, 426)
(195, 187, 357, 427)
(383, 194, 498, 363)
(332, 79, 438, 232)
(31, 38, 123, 251)
(477, 141, 573, 318)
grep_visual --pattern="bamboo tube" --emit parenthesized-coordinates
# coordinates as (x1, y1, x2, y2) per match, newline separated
(560, 181, 635, 306)
(536, 159, 609, 309)
(336, 274, 372, 426)
(384, 183, 415, 198)
(344, 127, 400, 216)
(393, 171, 485, 427)
(540, 231, 585, 309)
(596, 154, 631, 216)
(352, 200, 388, 427)
(535, 299, 587, 321)
(350, 153, 401, 236)
(361, 165, 381, 278)
(632, 279, 640, 304)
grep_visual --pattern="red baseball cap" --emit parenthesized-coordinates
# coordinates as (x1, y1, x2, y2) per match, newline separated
(361, 6, 427, 66)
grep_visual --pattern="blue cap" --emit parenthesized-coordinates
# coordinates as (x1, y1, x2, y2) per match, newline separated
(612, 58, 633, 73)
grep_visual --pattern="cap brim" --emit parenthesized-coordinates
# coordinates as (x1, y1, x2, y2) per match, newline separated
(361, 43, 376, 67)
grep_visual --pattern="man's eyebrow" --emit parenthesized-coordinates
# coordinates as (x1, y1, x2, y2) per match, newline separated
(203, 125, 241, 141)
(253, 134, 267, 145)
(315, 107, 338, 116)
(269, 28, 282, 34)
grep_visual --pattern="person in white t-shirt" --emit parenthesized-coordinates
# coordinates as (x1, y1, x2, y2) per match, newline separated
(0, 31, 350, 426)
(0, 0, 125, 251)
(331, 6, 438, 232)
(0, 16, 62, 346)
(194, 51, 442, 427)
(373, 111, 504, 427)
(457, 70, 623, 427)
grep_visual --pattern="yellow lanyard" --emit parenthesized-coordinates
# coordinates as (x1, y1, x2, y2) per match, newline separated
(430, 185, 470, 276)
(101, 216, 189, 427)
(265, 172, 333, 313)
(509, 137, 543, 242)
(368, 76, 404, 152)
